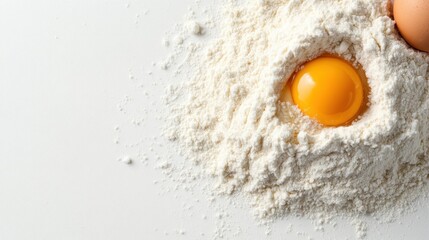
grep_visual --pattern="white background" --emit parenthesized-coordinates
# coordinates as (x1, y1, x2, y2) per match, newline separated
(0, 0, 428, 239)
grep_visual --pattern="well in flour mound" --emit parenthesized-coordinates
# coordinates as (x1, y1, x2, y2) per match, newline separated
(165, 0, 429, 218)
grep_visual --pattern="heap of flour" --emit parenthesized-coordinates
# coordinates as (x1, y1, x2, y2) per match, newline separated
(164, 0, 429, 219)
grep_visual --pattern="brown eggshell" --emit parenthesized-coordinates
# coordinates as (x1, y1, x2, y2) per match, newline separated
(394, 0, 429, 52)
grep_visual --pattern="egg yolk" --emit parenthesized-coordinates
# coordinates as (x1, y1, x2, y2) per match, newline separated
(281, 56, 366, 126)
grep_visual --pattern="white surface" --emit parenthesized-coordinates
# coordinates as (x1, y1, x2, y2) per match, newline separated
(0, 0, 428, 239)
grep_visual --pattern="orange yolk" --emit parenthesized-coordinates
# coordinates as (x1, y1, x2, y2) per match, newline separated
(281, 56, 366, 126)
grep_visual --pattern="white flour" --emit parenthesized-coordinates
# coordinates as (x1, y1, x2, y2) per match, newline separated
(164, 0, 429, 223)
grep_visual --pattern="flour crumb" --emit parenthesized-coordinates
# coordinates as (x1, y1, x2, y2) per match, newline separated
(119, 156, 133, 165)
(352, 220, 368, 239)
(162, 38, 170, 47)
(185, 21, 203, 35)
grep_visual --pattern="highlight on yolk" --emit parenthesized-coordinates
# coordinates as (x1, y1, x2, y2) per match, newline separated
(280, 56, 368, 126)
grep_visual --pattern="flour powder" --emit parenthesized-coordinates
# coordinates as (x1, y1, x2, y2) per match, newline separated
(164, 0, 429, 219)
